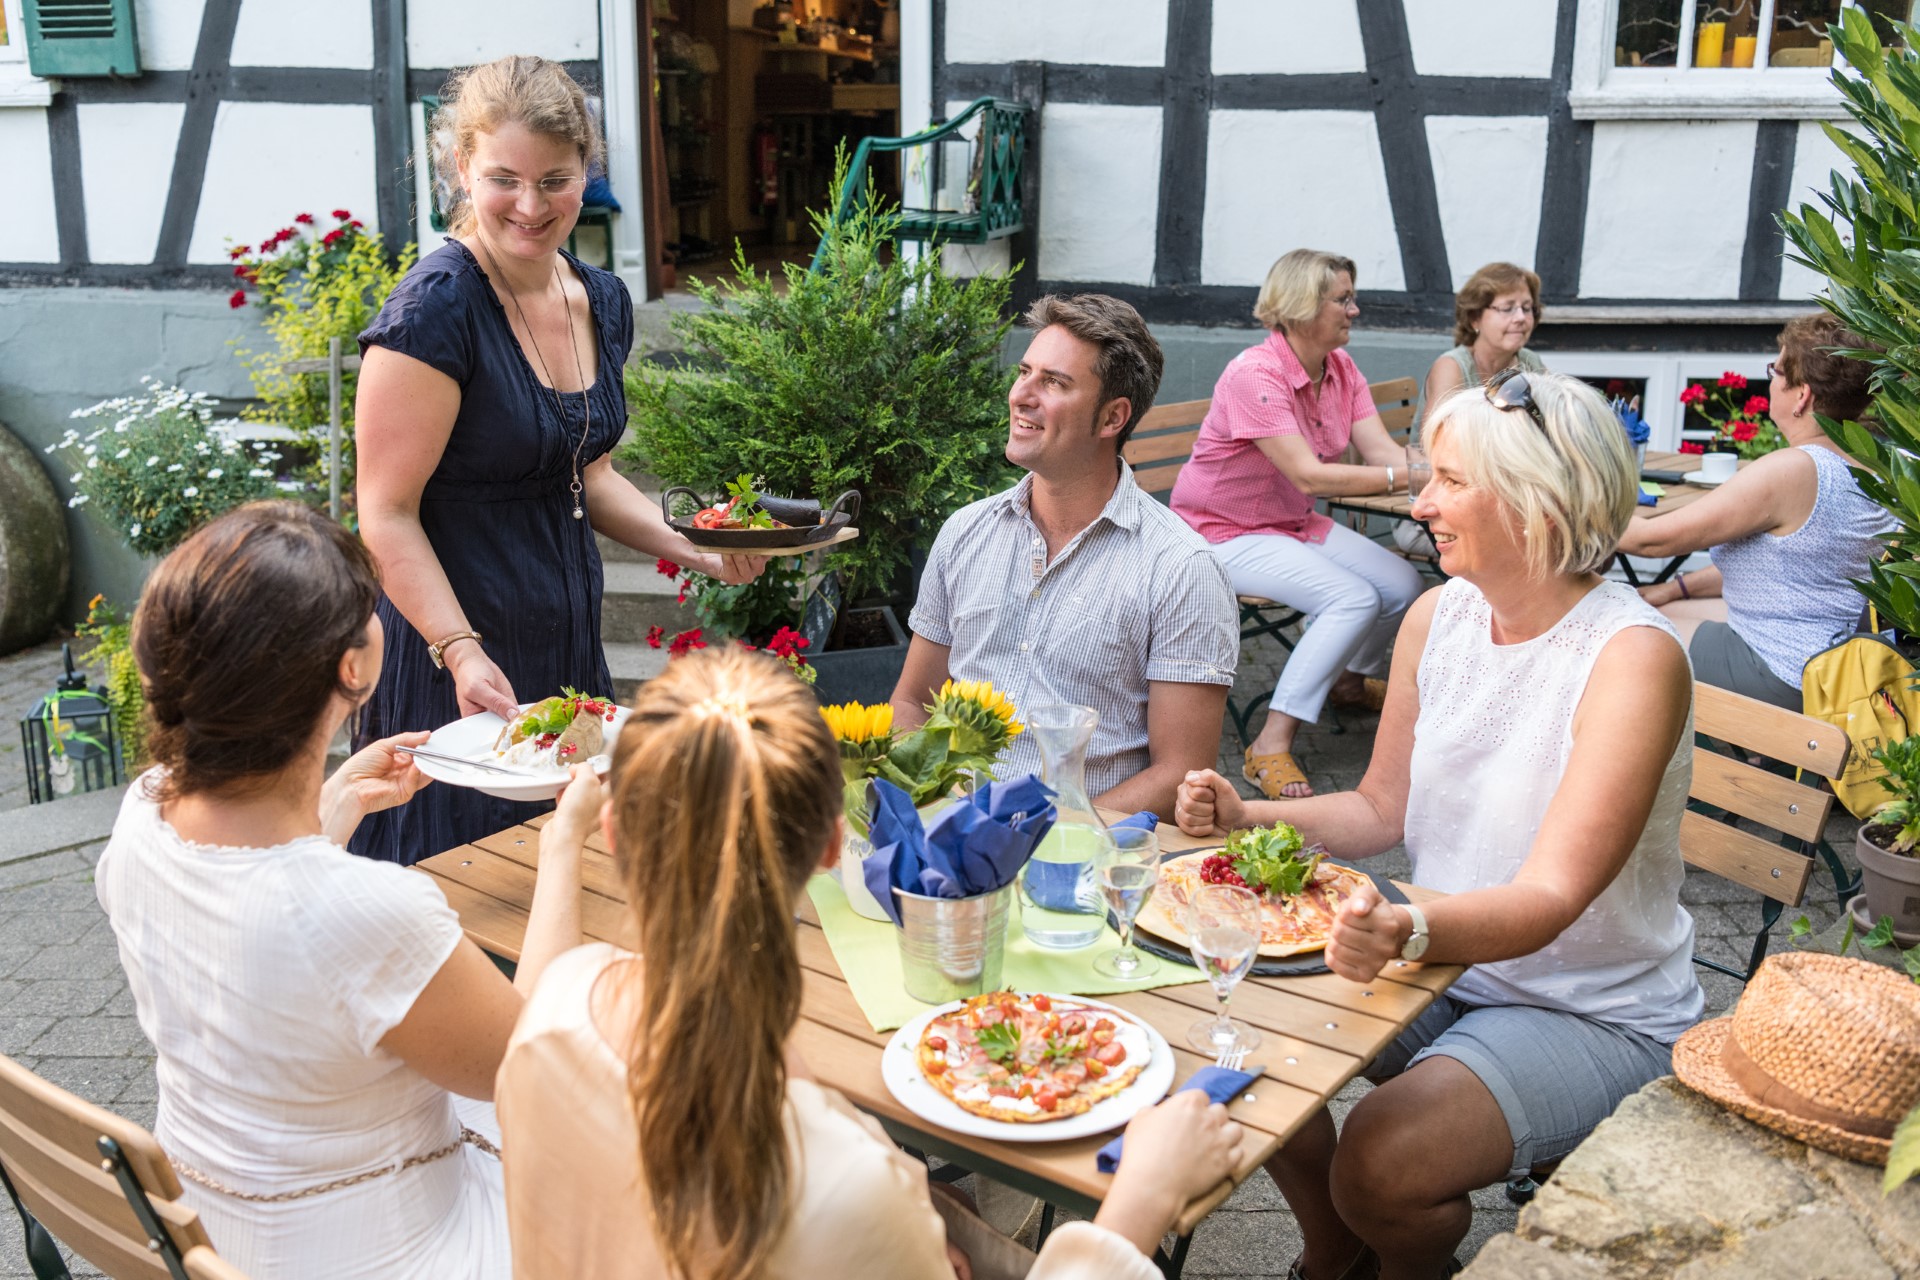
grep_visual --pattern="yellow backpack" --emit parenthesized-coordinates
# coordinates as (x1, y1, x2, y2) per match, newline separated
(1800, 609, 1920, 818)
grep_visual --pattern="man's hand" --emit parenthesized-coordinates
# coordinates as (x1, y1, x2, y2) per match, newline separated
(319, 731, 432, 845)
(1325, 885, 1407, 984)
(1175, 769, 1246, 836)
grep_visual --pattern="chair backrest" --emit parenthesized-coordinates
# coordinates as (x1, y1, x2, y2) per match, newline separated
(0, 1053, 215, 1278)
(1682, 681, 1850, 907)
(1124, 378, 1422, 503)
(184, 1245, 251, 1280)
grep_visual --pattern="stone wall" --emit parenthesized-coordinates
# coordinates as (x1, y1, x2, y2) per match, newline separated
(1463, 1078, 1919, 1279)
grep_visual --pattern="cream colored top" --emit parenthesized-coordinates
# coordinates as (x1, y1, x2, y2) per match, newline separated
(497, 943, 1159, 1280)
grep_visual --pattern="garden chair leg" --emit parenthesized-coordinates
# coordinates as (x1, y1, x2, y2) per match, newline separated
(1034, 1201, 1056, 1248)
(0, 1159, 71, 1280)
(1156, 1229, 1194, 1278)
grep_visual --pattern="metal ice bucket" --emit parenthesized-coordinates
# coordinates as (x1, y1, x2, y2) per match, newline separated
(892, 882, 1015, 1004)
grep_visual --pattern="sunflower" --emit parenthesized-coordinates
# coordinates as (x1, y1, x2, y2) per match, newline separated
(821, 701, 894, 745)
(926, 679, 1023, 758)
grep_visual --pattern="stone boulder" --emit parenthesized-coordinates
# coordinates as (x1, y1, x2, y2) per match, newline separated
(0, 423, 68, 655)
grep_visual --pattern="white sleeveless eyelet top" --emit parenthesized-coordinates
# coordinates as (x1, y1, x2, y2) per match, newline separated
(1407, 580, 1704, 1042)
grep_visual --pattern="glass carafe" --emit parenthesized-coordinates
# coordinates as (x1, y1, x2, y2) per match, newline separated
(1019, 705, 1114, 949)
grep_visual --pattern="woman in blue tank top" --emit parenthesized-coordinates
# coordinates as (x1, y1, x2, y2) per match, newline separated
(1616, 314, 1891, 709)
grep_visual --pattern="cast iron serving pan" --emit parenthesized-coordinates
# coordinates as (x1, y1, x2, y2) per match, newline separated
(663, 486, 862, 550)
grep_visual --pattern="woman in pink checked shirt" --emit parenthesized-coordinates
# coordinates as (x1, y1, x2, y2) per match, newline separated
(1171, 249, 1421, 800)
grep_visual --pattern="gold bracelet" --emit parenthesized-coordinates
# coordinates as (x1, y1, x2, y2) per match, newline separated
(427, 630, 483, 670)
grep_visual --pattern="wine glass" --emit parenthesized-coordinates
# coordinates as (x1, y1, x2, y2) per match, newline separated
(1094, 827, 1160, 978)
(1185, 884, 1263, 1053)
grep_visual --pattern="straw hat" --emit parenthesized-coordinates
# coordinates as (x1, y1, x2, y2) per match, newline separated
(1671, 951, 1920, 1165)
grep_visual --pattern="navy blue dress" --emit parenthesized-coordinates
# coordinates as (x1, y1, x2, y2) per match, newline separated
(349, 241, 630, 865)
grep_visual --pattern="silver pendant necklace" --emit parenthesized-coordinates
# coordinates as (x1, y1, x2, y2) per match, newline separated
(478, 240, 592, 519)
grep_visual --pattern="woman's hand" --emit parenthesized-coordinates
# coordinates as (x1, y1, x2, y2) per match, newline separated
(1176, 770, 1246, 836)
(691, 551, 770, 586)
(319, 730, 432, 845)
(1326, 886, 1406, 984)
(1093, 1089, 1245, 1256)
(446, 642, 520, 721)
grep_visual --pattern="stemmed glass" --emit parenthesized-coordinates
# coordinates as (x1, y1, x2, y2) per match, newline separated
(1405, 440, 1432, 498)
(1093, 828, 1160, 978)
(1185, 884, 1263, 1053)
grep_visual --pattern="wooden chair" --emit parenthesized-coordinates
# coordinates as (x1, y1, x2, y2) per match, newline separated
(0, 1053, 243, 1280)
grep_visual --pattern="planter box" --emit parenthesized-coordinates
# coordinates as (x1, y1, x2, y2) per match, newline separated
(1855, 823, 1920, 938)
(809, 605, 908, 707)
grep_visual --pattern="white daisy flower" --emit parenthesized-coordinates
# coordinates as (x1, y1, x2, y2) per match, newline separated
(181, 486, 199, 498)
(206, 468, 223, 479)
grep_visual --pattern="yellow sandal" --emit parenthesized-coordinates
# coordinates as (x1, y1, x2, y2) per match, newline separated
(1242, 749, 1311, 799)
(1328, 676, 1387, 713)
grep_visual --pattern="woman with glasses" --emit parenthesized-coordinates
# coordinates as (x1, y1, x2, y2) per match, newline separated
(1617, 314, 1890, 711)
(350, 56, 764, 865)
(1421, 262, 1547, 423)
(1170, 248, 1422, 799)
(1175, 371, 1701, 1280)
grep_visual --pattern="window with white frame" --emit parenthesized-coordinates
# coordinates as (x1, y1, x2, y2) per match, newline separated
(0, 0, 56, 107)
(1546, 352, 1773, 450)
(1572, 0, 1913, 119)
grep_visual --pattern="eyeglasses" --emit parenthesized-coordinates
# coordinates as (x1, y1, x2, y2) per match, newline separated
(1765, 361, 1781, 379)
(479, 174, 587, 198)
(1486, 368, 1547, 433)
(1485, 302, 1537, 318)
(1326, 293, 1359, 312)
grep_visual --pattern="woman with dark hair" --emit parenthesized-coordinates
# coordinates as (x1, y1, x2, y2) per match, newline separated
(497, 646, 1245, 1279)
(352, 54, 762, 865)
(96, 500, 591, 1279)
(1421, 262, 1547, 421)
(1618, 313, 1892, 709)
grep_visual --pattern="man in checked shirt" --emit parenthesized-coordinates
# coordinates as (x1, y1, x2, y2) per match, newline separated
(890, 294, 1239, 818)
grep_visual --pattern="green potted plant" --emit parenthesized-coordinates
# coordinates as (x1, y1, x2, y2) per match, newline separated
(622, 152, 1017, 700)
(1859, 735, 1920, 939)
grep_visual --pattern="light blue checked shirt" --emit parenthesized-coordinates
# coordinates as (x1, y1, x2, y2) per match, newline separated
(909, 464, 1238, 795)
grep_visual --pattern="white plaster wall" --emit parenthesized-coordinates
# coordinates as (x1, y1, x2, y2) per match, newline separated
(78, 104, 186, 264)
(410, 100, 448, 258)
(1211, 0, 1364, 76)
(0, 109, 58, 262)
(133, 0, 206, 71)
(944, 0, 1166, 66)
(1777, 120, 1851, 301)
(1579, 120, 1756, 299)
(232, 0, 373, 67)
(1404, 0, 1558, 78)
(1037, 103, 1161, 283)
(406, 0, 597, 67)
(187, 103, 379, 264)
(1425, 115, 1548, 290)
(1201, 110, 1405, 290)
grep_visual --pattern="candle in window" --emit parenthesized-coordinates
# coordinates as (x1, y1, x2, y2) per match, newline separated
(1695, 20, 1726, 68)
(1731, 34, 1757, 67)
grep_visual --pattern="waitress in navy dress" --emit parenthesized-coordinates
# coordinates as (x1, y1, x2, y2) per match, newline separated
(351, 56, 762, 865)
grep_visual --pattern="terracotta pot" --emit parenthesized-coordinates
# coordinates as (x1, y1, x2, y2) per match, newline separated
(1855, 824, 1920, 936)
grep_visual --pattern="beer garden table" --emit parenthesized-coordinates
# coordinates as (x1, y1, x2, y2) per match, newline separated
(415, 812, 1463, 1275)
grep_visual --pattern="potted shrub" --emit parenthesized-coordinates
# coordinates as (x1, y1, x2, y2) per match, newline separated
(622, 152, 1017, 698)
(1859, 735, 1920, 938)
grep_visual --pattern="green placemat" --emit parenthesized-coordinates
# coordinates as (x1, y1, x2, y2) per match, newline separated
(806, 872, 1206, 1032)
(1641, 481, 1666, 498)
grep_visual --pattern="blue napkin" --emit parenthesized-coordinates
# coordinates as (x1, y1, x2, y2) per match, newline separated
(1616, 402, 1651, 446)
(1026, 810, 1160, 910)
(1096, 1066, 1257, 1173)
(862, 775, 1057, 926)
(1637, 488, 1659, 507)
(1111, 810, 1161, 832)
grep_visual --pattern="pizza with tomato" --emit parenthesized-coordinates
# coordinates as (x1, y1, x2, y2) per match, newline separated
(915, 992, 1151, 1124)
(1135, 824, 1374, 958)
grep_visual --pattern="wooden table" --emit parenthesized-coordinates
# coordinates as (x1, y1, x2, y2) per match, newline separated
(1324, 449, 1738, 586)
(416, 815, 1462, 1270)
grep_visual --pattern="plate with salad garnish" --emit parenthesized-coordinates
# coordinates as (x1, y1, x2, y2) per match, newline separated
(663, 476, 861, 553)
(411, 689, 629, 801)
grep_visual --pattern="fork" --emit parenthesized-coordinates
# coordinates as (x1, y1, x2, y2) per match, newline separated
(1212, 1043, 1248, 1072)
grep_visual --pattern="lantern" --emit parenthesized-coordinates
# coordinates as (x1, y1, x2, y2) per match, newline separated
(19, 644, 123, 803)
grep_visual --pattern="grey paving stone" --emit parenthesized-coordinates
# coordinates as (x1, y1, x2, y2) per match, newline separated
(0, 848, 96, 891)
(25, 1015, 150, 1058)
(27, 1055, 148, 1109)
(0, 1016, 54, 1056)
(0, 912, 107, 947)
(0, 948, 43, 981)
(0, 979, 124, 1017)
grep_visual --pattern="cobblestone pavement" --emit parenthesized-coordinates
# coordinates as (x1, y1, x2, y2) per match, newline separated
(0, 627, 1863, 1279)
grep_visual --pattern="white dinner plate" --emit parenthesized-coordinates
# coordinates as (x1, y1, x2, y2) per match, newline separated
(1686, 471, 1733, 487)
(881, 994, 1175, 1143)
(413, 702, 630, 802)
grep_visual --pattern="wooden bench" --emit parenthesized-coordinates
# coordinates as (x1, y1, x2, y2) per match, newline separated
(1122, 378, 1421, 745)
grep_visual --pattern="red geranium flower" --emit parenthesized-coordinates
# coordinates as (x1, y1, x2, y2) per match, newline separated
(332, 208, 352, 220)
(1679, 441, 1705, 455)
(1744, 395, 1769, 416)
(1732, 421, 1758, 442)
(228, 244, 251, 260)
(1679, 384, 1709, 407)
(1717, 371, 1748, 390)
(228, 289, 247, 309)
(276, 226, 297, 243)
(676, 583, 688, 604)
(320, 229, 345, 247)
(645, 624, 664, 649)
(349, 220, 364, 229)
(1605, 378, 1629, 396)
(667, 628, 706, 657)
(294, 212, 314, 225)
(655, 558, 680, 579)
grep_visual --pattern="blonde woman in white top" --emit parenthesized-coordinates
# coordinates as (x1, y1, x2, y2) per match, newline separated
(96, 501, 592, 1279)
(1176, 373, 1702, 1280)
(498, 647, 1246, 1280)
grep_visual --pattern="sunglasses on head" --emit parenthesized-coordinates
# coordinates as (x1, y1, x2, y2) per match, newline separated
(1486, 368, 1547, 433)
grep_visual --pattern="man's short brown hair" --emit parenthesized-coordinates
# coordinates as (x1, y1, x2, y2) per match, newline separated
(1023, 293, 1165, 451)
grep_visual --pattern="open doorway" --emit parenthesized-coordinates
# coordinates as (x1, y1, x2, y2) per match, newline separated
(640, 0, 903, 292)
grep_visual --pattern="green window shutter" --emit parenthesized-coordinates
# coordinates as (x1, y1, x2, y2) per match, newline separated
(22, 0, 140, 77)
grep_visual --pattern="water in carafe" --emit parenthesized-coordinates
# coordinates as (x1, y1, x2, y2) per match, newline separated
(1019, 705, 1113, 949)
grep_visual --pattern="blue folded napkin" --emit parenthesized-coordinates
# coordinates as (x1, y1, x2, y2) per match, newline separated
(1637, 488, 1659, 507)
(1096, 1065, 1257, 1173)
(862, 775, 1057, 926)
(1111, 810, 1161, 832)
(1616, 402, 1651, 446)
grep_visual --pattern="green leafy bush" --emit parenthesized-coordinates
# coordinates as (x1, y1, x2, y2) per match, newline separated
(622, 155, 1018, 638)
(230, 210, 416, 507)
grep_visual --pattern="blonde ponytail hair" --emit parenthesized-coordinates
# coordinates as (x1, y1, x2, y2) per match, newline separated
(430, 55, 603, 237)
(609, 647, 841, 1280)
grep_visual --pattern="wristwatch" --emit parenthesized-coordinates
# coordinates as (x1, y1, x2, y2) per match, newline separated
(1399, 903, 1430, 962)
(428, 629, 483, 670)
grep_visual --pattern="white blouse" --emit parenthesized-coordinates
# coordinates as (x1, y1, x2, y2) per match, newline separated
(1406, 581, 1705, 1042)
(95, 773, 508, 1279)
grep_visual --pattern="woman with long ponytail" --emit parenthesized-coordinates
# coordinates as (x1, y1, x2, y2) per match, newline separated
(497, 648, 1245, 1279)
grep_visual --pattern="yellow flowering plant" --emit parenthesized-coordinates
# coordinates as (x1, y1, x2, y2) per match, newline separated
(821, 701, 895, 836)
(821, 681, 1026, 834)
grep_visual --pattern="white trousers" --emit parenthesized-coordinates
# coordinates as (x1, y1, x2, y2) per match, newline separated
(1216, 521, 1425, 723)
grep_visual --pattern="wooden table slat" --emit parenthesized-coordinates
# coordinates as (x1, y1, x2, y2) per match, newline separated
(472, 827, 628, 901)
